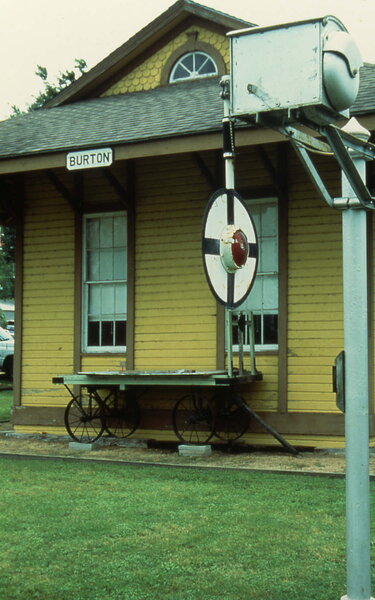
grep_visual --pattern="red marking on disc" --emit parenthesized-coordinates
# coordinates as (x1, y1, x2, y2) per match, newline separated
(232, 230, 248, 268)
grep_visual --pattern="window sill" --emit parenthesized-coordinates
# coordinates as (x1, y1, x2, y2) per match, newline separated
(230, 345, 278, 355)
(230, 350, 279, 357)
(81, 351, 127, 356)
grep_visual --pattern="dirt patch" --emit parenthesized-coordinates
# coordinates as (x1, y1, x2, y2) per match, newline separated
(0, 430, 372, 475)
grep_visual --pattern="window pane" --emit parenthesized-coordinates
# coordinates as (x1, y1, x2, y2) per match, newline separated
(102, 321, 114, 346)
(114, 216, 127, 247)
(263, 275, 278, 310)
(88, 321, 100, 346)
(101, 285, 115, 315)
(199, 59, 216, 75)
(261, 238, 278, 272)
(262, 205, 277, 236)
(194, 52, 204, 68)
(173, 65, 189, 79)
(115, 284, 127, 316)
(264, 314, 278, 344)
(195, 53, 216, 75)
(88, 285, 101, 315)
(114, 248, 127, 280)
(86, 219, 99, 249)
(253, 314, 262, 345)
(100, 218, 113, 248)
(197, 56, 216, 75)
(115, 321, 126, 346)
(244, 277, 262, 311)
(87, 250, 100, 281)
(99, 249, 113, 280)
(248, 206, 261, 233)
(182, 54, 194, 71)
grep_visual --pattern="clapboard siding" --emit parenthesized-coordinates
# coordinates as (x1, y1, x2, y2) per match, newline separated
(287, 154, 343, 413)
(133, 153, 216, 370)
(81, 355, 125, 371)
(83, 166, 127, 208)
(242, 355, 279, 412)
(21, 173, 75, 406)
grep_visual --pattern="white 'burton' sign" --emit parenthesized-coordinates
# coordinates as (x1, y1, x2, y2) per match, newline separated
(66, 148, 113, 170)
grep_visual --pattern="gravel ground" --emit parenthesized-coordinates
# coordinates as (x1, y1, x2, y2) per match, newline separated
(0, 429, 371, 476)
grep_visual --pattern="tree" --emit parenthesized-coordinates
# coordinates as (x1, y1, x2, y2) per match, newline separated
(0, 228, 15, 300)
(12, 58, 87, 115)
(1, 228, 15, 264)
(6, 59, 87, 304)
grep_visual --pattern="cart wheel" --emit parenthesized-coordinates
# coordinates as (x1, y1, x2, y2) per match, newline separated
(103, 390, 140, 438)
(172, 393, 215, 445)
(64, 391, 105, 443)
(213, 393, 250, 441)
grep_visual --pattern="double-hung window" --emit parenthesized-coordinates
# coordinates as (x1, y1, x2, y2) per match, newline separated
(82, 212, 127, 352)
(233, 198, 278, 350)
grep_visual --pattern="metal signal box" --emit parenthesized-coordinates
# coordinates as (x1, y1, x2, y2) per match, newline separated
(228, 16, 362, 125)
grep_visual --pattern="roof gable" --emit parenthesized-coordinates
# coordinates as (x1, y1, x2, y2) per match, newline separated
(46, 0, 253, 107)
(100, 23, 228, 97)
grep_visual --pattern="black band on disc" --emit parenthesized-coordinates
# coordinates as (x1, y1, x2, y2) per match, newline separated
(201, 188, 259, 309)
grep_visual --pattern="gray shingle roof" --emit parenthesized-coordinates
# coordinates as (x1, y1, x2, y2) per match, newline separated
(0, 63, 374, 161)
(0, 77, 224, 160)
(351, 63, 375, 116)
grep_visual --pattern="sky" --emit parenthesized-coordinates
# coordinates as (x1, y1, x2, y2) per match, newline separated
(0, 0, 374, 120)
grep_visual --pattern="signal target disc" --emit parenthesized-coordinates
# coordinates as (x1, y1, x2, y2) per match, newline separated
(202, 188, 258, 309)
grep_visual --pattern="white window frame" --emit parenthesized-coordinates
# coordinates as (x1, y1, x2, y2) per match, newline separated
(82, 211, 127, 353)
(169, 51, 218, 82)
(233, 197, 279, 352)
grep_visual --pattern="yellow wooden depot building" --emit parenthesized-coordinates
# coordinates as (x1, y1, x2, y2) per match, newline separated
(1, 0, 375, 448)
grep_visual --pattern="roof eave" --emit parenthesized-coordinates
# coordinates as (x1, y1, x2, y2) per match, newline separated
(2, 112, 375, 176)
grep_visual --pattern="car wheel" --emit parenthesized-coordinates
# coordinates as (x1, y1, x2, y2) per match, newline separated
(3, 356, 13, 380)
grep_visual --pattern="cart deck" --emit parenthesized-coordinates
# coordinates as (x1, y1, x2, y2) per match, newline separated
(52, 368, 263, 388)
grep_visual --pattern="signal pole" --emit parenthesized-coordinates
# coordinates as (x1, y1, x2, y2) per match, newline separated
(222, 76, 235, 377)
(339, 118, 373, 600)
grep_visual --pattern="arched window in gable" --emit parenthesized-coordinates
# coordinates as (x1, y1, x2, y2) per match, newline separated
(160, 35, 226, 86)
(169, 51, 218, 82)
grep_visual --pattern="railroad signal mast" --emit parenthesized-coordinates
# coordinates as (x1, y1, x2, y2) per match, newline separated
(209, 15, 374, 600)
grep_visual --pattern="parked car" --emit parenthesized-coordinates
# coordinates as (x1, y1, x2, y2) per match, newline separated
(0, 327, 13, 379)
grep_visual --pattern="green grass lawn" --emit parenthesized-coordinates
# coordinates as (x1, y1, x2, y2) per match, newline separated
(0, 457, 371, 600)
(0, 386, 12, 421)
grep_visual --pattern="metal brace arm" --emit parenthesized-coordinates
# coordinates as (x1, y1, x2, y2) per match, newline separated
(290, 141, 335, 207)
(250, 111, 375, 210)
(322, 125, 375, 209)
(254, 114, 338, 209)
